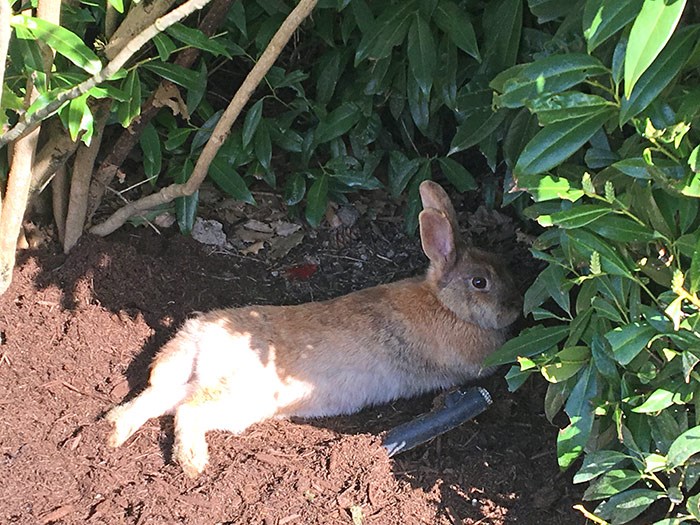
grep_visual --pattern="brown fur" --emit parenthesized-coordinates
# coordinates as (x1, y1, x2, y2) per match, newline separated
(106, 181, 522, 477)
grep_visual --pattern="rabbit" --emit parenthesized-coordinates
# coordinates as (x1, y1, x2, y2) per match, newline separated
(106, 180, 522, 477)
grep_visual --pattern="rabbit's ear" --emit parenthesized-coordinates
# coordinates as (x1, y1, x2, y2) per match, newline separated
(420, 208, 456, 274)
(419, 181, 459, 231)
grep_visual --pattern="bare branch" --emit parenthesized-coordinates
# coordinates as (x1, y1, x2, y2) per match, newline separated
(90, 0, 319, 237)
(0, 0, 214, 147)
(63, 105, 110, 252)
(0, 104, 40, 295)
(52, 165, 68, 244)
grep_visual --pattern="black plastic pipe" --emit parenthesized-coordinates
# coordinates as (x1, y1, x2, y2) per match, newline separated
(382, 387, 492, 457)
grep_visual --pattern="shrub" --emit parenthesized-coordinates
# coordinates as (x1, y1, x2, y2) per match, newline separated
(483, 1, 700, 523)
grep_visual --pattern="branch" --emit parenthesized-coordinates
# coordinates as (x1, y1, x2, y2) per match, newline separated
(63, 104, 110, 252)
(0, 0, 214, 148)
(90, 0, 319, 237)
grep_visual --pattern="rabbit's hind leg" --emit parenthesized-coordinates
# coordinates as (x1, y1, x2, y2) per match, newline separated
(107, 337, 198, 448)
(106, 383, 190, 448)
(172, 384, 277, 477)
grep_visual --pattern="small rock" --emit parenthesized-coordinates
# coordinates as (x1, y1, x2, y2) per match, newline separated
(191, 218, 227, 247)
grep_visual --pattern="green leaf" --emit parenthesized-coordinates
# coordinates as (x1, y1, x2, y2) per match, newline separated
(667, 426, 700, 469)
(485, 325, 569, 366)
(355, 1, 415, 63)
(432, 0, 480, 60)
(594, 489, 662, 524)
(496, 54, 608, 109)
(305, 174, 329, 227)
(317, 49, 344, 102)
(558, 364, 598, 469)
(529, 0, 571, 23)
(612, 158, 652, 179)
(116, 69, 141, 128)
(586, 215, 657, 243)
(187, 61, 207, 115)
(449, 110, 507, 155)
(515, 109, 613, 176)
(209, 156, 255, 204)
(504, 109, 540, 169)
(574, 450, 630, 483)
(164, 128, 192, 152)
(143, 62, 201, 92)
(688, 145, 700, 174)
(567, 229, 631, 276)
(688, 493, 700, 520)
(689, 235, 700, 294)
(174, 158, 198, 235)
(388, 151, 421, 198)
(254, 120, 272, 171)
(541, 350, 587, 383)
(140, 123, 162, 182)
(605, 322, 655, 365)
(67, 93, 93, 145)
(505, 365, 533, 392)
(407, 13, 436, 96)
(482, 0, 522, 73)
(632, 388, 676, 413)
(166, 23, 231, 58)
(152, 33, 177, 61)
(527, 92, 615, 126)
(161, 125, 191, 155)
(620, 25, 700, 124)
(108, 0, 125, 13)
(10, 14, 102, 74)
(514, 173, 584, 202)
(624, 0, 687, 98)
(407, 70, 430, 133)
(544, 380, 570, 420)
(523, 264, 550, 315)
(541, 204, 612, 229)
(315, 103, 361, 144)
(438, 158, 476, 192)
(583, 469, 642, 501)
(583, 0, 643, 53)
(284, 173, 306, 205)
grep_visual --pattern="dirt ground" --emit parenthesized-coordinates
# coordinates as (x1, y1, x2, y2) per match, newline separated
(0, 189, 587, 524)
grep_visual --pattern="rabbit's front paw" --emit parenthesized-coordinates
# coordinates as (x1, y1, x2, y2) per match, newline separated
(173, 433, 209, 478)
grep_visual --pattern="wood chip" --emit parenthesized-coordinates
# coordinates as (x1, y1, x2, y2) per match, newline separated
(40, 504, 75, 524)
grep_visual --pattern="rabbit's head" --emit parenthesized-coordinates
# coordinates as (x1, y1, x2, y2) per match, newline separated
(419, 181, 522, 330)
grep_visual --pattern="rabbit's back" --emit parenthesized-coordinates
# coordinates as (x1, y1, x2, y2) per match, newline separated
(178, 278, 508, 418)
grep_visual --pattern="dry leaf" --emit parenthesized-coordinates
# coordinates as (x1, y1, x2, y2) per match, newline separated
(153, 84, 190, 120)
(268, 230, 304, 260)
(235, 226, 273, 243)
(272, 220, 302, 237)
(244, 219, 274, 233)
(241, 240, 265, 255)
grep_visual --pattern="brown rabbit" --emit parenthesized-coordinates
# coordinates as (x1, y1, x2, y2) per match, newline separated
(106, 181, 521, 477)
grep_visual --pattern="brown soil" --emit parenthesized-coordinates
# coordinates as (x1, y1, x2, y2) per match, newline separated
(0, 195, 586, 525)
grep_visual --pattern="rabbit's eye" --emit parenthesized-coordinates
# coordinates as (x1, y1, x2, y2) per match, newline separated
(471, 277, 488, 289)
